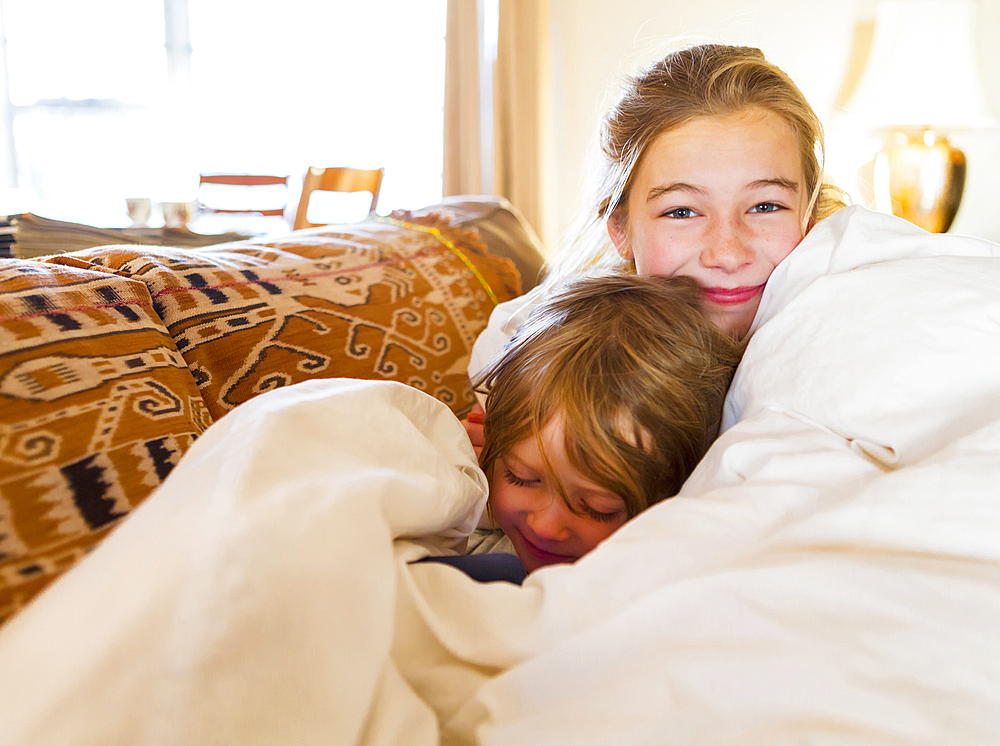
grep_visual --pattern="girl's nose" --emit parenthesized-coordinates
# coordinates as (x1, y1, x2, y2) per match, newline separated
(701, 220, 754, 272)
(525, 496, 572, 542)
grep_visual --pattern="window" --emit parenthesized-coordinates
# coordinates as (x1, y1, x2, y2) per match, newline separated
(0, 0, 446, 226)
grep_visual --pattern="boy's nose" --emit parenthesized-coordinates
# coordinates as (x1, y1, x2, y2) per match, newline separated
(525, 496, 572, 543)
(701, 221, 754, 272)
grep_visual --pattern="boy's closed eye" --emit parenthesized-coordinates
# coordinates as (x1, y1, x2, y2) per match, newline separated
(502, 466, 538, 488)
(501, 463, 625, 522)
(576, 493, 627, 523)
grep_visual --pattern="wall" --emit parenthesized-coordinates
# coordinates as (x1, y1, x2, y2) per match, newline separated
(541, 0, 1000, 251)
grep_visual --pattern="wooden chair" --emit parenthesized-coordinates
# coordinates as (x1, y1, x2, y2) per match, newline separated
(197, 173, 289, 218)
(293, 167, 384, 230)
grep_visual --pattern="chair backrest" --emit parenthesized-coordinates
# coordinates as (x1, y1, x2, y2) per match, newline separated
(197, 173, 289, 218)
(293, 167, 384, 230)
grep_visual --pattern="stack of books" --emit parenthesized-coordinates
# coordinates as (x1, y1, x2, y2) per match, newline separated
(8, 213, 251, 259)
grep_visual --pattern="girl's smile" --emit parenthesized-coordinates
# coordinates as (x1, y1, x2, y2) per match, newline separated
(701, 284, 766, 306)
(609, 109, 811, 337)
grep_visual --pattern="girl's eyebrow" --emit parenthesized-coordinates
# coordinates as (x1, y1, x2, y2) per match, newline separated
(646, 177, 800, 203)
(646, 182, 706, 202)
(745, 177, 799, 193)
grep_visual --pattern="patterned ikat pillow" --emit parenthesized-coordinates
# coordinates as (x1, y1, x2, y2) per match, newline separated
(0, 260, 212, 625)
(45, 211, 522, 419)
(1, 210, 522, 627)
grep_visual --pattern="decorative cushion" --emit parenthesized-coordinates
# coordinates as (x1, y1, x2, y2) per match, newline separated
(414, 196, 547, 291)
(42, 211, 522, 420)
(0, 260, 212, 625)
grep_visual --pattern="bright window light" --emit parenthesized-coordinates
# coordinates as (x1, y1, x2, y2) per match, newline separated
(0, 0, 446, 228)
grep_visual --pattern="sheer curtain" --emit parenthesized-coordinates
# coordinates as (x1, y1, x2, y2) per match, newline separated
(443, 0, 551, 247)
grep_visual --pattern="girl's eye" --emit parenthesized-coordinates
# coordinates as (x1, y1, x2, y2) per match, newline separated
(503, 467, 536, 488)
(749, 202, 785, 214)
(663, 206, 697, 219)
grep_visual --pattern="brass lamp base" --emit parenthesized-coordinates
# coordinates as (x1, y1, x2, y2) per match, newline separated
(873, 130, 967, 233)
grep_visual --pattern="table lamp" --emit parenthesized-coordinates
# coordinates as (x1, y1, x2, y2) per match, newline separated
(841, 0, 996, 232)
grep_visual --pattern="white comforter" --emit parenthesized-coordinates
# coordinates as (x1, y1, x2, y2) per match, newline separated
(2, 206, 1000, 744)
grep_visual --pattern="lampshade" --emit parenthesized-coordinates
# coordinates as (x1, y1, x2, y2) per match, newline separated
(841, 0, 997, 131)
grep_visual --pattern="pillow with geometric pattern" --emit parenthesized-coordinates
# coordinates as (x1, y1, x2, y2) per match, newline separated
(44, 211, 523, 421)
(0, 260, 212, 626)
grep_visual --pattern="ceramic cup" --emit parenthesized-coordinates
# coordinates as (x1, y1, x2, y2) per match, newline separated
(161, 201, 195, 229)
(126, 197, 152, 227)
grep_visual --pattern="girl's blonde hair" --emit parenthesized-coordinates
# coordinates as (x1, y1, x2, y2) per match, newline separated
(472, 273, 743, 518)
(546, 43, 848, 283)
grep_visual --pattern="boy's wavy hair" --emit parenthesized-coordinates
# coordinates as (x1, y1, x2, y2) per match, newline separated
(472, 273, 743, 518)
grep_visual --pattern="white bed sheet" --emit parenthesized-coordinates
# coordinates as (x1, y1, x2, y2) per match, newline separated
(2, 206, 1000, 744)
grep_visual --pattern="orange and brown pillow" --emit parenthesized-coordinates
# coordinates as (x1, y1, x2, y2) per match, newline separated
(0, 260, 212, 625)
(46, 211, 522, 420)
(1, 210, 522, 626)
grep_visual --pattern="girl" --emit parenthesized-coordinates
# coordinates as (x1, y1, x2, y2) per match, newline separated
(424, 273, 742, 581)
(464, 42, 848, 447)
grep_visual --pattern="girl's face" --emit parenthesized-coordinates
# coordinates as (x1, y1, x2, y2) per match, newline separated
(609, 109, 810, 338)
(489, 415, 629, 573)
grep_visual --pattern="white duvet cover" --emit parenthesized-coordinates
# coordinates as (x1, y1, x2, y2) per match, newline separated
(2, 206, 1000, 745)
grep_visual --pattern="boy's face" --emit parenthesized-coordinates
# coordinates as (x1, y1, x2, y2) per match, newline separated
(489, 415, 629, 573)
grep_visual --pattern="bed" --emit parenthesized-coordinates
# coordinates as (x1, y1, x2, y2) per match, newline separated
(1, 205, 999, 744)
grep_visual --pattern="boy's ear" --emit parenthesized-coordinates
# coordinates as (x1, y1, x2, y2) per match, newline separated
(607, 208, 632, 260)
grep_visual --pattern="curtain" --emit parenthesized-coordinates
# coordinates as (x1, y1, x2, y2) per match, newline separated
(443, 0, 488, 197)
(443, 0, 551, 247)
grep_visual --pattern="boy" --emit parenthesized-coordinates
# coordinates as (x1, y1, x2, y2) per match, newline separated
(424, 273, 742, 582)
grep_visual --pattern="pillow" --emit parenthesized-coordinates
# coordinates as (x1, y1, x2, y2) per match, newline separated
(43, 211, 522, 421)
(412, 196, 547, 291)
(0, 260, 212, 625)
